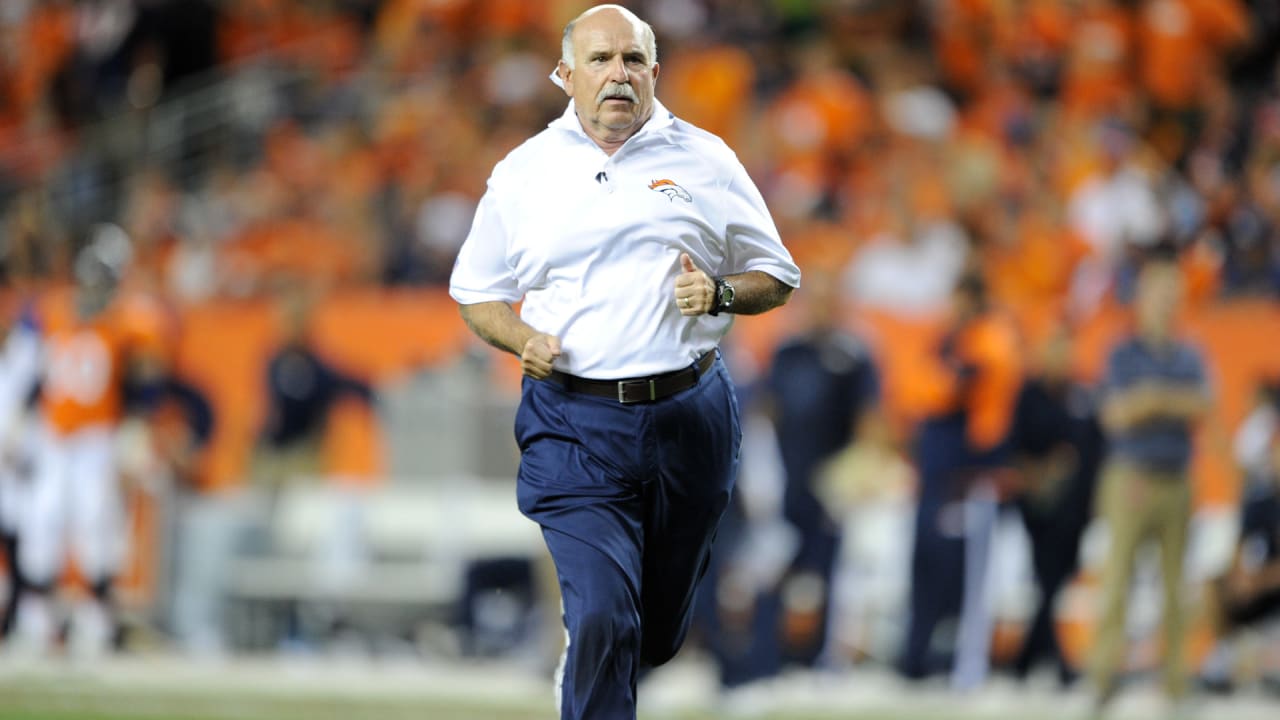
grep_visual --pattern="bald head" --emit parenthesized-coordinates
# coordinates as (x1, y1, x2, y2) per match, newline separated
(556, 4, 660, 153)
(561, 4, 657, 70)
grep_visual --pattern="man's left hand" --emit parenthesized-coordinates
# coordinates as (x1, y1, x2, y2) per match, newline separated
(674, 253, 714, 316)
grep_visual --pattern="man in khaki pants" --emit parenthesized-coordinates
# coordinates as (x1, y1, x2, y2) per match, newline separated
(1090, 254, 1212, 715)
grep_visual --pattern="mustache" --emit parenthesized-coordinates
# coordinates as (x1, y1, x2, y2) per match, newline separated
(597, 83, 638, 104)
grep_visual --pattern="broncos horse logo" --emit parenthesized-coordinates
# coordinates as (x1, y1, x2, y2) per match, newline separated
(649, 179, 692, 203)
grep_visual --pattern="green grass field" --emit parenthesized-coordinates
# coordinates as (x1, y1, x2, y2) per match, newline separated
(0, 685, 924, 720)
(0, 655, 1273, 720)
(0, 690, 1029, 720)
(0, 698, 927, 720)
(0, 692, 550, 720)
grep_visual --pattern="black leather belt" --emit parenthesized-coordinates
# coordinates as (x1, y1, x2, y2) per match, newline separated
(549, 351, 716, 404)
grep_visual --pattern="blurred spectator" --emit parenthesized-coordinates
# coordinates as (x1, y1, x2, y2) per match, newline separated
(0, 0, 1276, 310)
(1060, 0, 1136, 122)
(763, 269, 880, 668)
(1235, 378, 1280, 488)
(1090, 253, 1212, 712)
(694, 348, 793, 694)
(979, 179, 1092, 331)
(1006, 324, 1105, 685)
(842, 210, 970, 316)
(1136, 0, 1249, 166)
(1199, 378, 1280, 693)
(899, 270, 1022, 682)
(381, 188, 477, 287)
(815, 399, 915, 667)
(1067, 121, 1166, 308)
(251, 282, 373, 488)
(0, 303, 40, 642)
(153, 375, 229, 657)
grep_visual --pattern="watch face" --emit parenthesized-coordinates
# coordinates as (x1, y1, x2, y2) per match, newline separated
(720, 281, 734, 306)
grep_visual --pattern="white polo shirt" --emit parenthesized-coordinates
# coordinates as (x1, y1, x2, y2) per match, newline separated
(450, 99, 800, 379)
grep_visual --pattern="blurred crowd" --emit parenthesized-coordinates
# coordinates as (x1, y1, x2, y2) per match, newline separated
(0, 0, 1279, 306)
(1, 0, 1280, 713)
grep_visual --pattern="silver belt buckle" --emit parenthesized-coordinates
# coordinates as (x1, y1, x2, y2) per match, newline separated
(616, 378, 657, 404)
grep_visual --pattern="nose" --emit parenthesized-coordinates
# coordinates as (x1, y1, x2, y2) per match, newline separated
(607, 55, 629, 82)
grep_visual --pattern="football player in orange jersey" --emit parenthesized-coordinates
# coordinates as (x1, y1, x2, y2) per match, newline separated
(13, 227, 169, 659)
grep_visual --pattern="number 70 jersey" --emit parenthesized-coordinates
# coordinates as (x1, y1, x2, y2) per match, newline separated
(38, 290, 169, 437)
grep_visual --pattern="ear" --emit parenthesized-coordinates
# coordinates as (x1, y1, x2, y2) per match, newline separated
(651, 62, 660, 85)
(557, 60, 573, 97)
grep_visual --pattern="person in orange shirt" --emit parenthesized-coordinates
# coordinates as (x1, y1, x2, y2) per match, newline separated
(13, 230, 169, 659)
(1060, 0, 1136, 122)
(1137, 0, 1249, 164)
(1138, 0, 1249, 112)
(899, 270, 1022, 684)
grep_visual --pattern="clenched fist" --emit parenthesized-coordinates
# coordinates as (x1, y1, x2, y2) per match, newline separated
(521, 333, 562, 379)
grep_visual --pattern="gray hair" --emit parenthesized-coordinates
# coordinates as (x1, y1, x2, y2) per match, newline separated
(560, 4, 657, 70)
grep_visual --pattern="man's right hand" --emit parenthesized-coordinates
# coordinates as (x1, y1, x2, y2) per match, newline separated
(458, 303, 562, 379)
(521, 333, 562, 379)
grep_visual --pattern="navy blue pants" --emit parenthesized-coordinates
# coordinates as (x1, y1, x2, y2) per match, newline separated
(900, 415, 969, 680)
(515, 355, 740, 720)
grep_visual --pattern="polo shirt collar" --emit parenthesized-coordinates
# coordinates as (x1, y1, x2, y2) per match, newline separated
(549, 98, 675, 145)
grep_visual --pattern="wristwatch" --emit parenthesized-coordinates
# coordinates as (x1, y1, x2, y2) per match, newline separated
(709, 276, 735, 316)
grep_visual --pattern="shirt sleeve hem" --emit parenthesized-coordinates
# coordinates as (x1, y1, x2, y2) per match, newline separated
(449, 287, 524, 305)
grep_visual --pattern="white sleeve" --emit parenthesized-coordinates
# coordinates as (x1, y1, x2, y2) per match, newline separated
(449, 175, 523, 305)
(1234, 406, 1277, 474)
(722, 162, 801, 287)
(0, 325, 41, 441)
